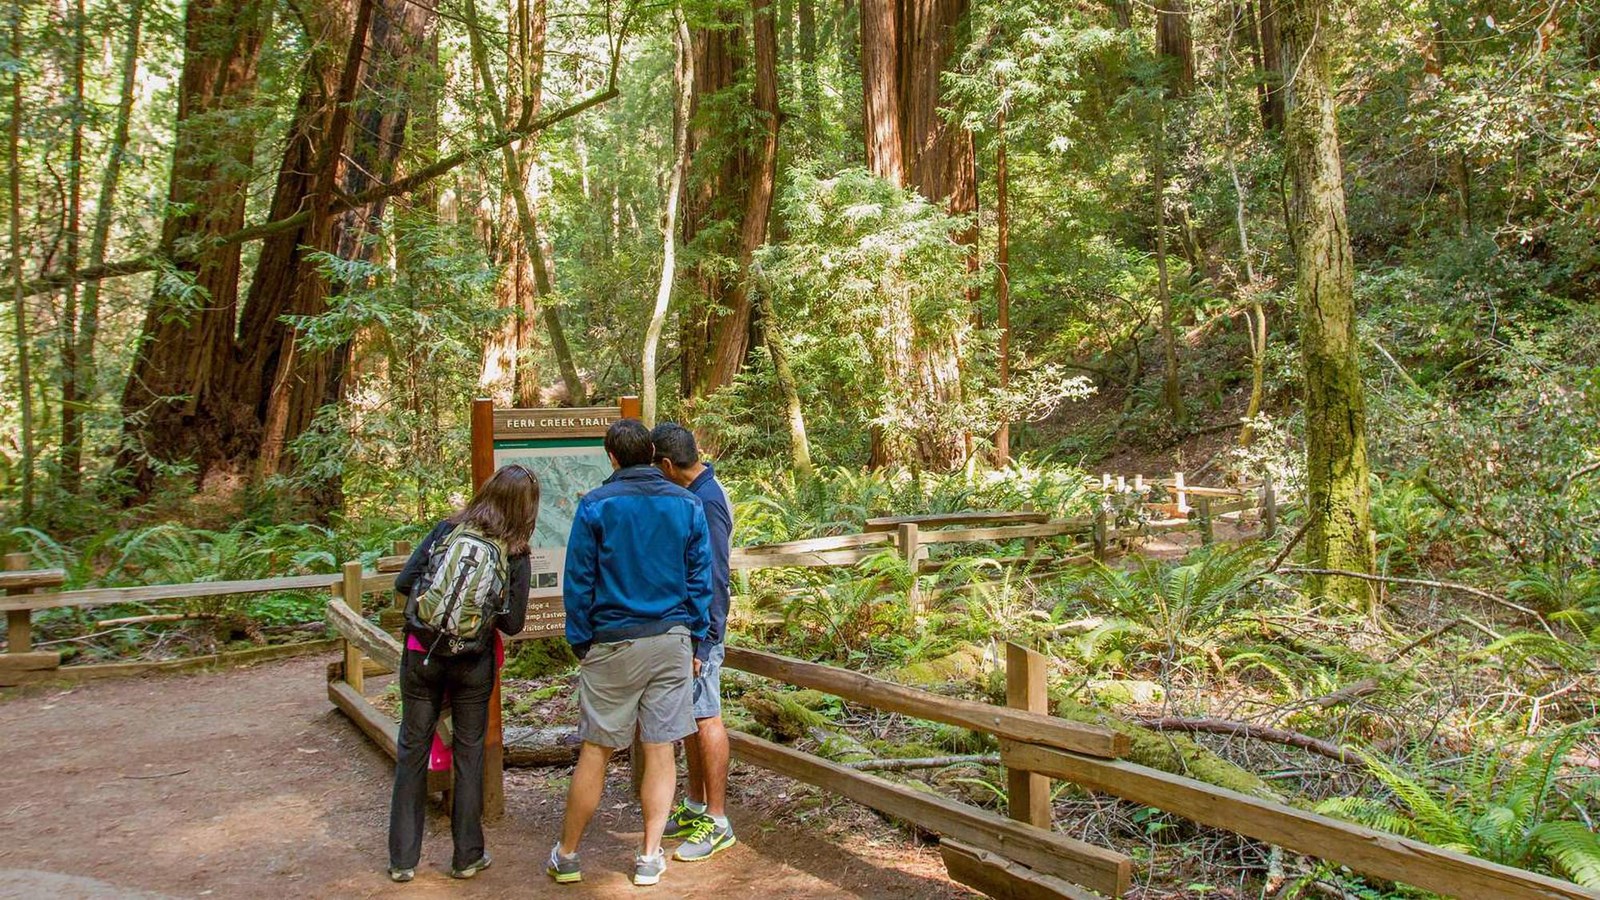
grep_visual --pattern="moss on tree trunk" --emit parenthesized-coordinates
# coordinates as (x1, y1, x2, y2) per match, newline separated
(1279, 0, 1374, 608)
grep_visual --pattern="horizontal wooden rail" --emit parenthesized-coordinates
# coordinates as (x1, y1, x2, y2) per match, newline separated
(0, 568, 64, 591)
(740, 532, 895, 555)
(865, 511, 1050, 532)
(725, 646, 1128, 759)
(731, 731, 1130, 896)
(920, 520, 1092, 545)
(940, 840, 1102, 900)
(731, 546, 893, 570)
(1000, 740, 1597, 900)
(2, 573, 342, 613)
(329, 677, 399, 758)
(326, 597, 402, 671)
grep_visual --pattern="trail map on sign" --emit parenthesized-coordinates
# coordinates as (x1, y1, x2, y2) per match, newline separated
(492, 441, 613, 591)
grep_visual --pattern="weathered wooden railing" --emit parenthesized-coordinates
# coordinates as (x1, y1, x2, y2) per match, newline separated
(722, 642, 1596, 900)
(0, 545, 415, 686)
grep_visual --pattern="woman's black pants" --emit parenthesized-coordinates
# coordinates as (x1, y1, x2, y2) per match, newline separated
(388, 645, 496, 870)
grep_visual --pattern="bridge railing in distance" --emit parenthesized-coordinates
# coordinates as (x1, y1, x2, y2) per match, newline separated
(721, 640, 1596, 900)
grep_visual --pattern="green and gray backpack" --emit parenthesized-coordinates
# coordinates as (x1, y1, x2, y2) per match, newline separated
(409, 524, 509, 662)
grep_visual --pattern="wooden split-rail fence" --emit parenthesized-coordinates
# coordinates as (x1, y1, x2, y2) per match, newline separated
(321, 565, 1591, 900)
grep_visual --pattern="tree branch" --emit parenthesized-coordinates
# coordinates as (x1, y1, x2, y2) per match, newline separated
(1277, 566, 1556, 638)
(15, 85, 620, 299)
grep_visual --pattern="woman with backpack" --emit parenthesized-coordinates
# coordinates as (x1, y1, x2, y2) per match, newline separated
(388, 464, 537, 883)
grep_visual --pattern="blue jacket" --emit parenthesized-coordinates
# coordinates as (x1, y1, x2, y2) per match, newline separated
(562, 465, 713, 658)
(687, 464, 733, 662)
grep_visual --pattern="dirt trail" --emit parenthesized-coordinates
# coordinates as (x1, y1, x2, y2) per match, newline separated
(0, 655, 972, 899)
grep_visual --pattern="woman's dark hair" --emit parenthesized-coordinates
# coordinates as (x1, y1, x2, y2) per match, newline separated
(605, 418, 654, 468)
(650, 422, 699, 468)
(449, 464, 540, 555)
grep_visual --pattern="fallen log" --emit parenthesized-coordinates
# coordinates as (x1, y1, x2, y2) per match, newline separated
(1128, 716, 1354, 764)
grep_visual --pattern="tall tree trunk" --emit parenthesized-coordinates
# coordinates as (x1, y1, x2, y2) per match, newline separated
(1106, 0, 1132, 29)
(71, 0, 145, 490)
(1154, 105, 1185, 426)
(1155, 0, 1194, 94)
(860, 0, 902, 182)
(679, 12, 749, 397)
(1280, 0, 1373, 606)
(701, 0, 780, 396)
(8, 0, 33, 519)
(1229, 147, 1267, 448)
(464, 0, 581, 407)
(118, 0, 273, 496)
(756, 268, 813, 477)
(994, 105, 1011, 466)
(860, 0, 972, 471)
(254, 0, 376, 480)
(1254, 0, 1285, 131)
(797, 0, 820, 134)
(58, 0, 86, 492)
(643, 11, 693, 426)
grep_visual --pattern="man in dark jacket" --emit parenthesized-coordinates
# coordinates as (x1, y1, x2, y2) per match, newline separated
(548, 419, 712, 888)
(651, 422, 737, 862)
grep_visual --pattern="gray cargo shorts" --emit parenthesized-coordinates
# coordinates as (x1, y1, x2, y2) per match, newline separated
(577, 626, 695, 748)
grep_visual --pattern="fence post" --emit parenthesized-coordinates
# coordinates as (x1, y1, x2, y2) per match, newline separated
(1091, 507, 1109, 561)
(381, 540, 412, 634)
(1005, 642, 1052, 828)
(342, 561, 365, 694)
(1020, 502, 1038, 559)
(1173, 471, 1189, 516)
(1197, 498, 1214, 545)
(1261, 474, 1278, 538)
(898, 523, 923, 612)
(4, 553, 31, 654)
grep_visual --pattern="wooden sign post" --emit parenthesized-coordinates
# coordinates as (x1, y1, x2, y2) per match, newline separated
(469, 395, 641, 817)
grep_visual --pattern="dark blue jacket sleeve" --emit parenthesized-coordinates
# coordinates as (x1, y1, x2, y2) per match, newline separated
(562, 500, 599, 658)
(684, 503, 713, 648)
(698, 496, 733, 660)
(395, 521, 451, 598)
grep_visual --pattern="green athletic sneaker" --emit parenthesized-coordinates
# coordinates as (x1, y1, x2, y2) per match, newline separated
(673, 817, 736, 862)
(449, 854, 492, 880)
(664, 802, 709, 839)
(547, 844, 582, 884)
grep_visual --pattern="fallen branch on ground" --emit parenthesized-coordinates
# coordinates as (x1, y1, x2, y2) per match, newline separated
(96, 612, 220, 628)
(843, 754, 999, 772)
(1129, 715, 1355, 764)
(1276, 567, 1556, 638)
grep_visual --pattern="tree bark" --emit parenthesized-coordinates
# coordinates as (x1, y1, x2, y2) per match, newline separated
(859, 0, 973, 471)
(58, 0, 86, 492)
(70, 0, 145, 490)
(1154, 104, 1185, 427)
(1155, 0, 1193, 95)
(8, 0, 33, 519)
(797, 0, 820, 133)
(1279, 0, 1374, 607)
(118, 0, 274, 496)
(248, 0, 377, 481)
(994, 105, 1011, 466)
(679, 11, 749, 397)
(700, 0, 780, 397)
(642, 12, 693, 426)
(1254, 0, 1285, 131)
(1228, 147, 1267, 447)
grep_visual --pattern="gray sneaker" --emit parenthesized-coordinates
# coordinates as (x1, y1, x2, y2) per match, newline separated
(388, 867, 415, 883)
(674, 817, 737, 862)
(449, 853, 492, 879)
(633, 850, 667, 886)
(547, 844, 582, 884)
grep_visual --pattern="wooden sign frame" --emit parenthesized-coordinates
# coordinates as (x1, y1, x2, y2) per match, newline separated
(468, 395, 640, 817)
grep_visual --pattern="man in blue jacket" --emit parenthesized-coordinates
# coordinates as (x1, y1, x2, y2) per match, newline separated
(548, 419, 712, 888)
(651, 422, 737, 862)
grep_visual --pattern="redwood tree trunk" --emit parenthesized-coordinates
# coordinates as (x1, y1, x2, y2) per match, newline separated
(1254, 0, 1285, 131)
(701, 0, 780, 396)
(1280, 0, 1373, 606)
(679, 11, 750, 398)
(860, 0, 973, 471)
(119, 0, 273, 495)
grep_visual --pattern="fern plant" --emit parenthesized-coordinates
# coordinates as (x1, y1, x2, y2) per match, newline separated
(1318, 720, 1600, 889)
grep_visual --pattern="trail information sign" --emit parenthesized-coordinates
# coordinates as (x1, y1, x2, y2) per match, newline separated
(469, 397, 640, 639)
